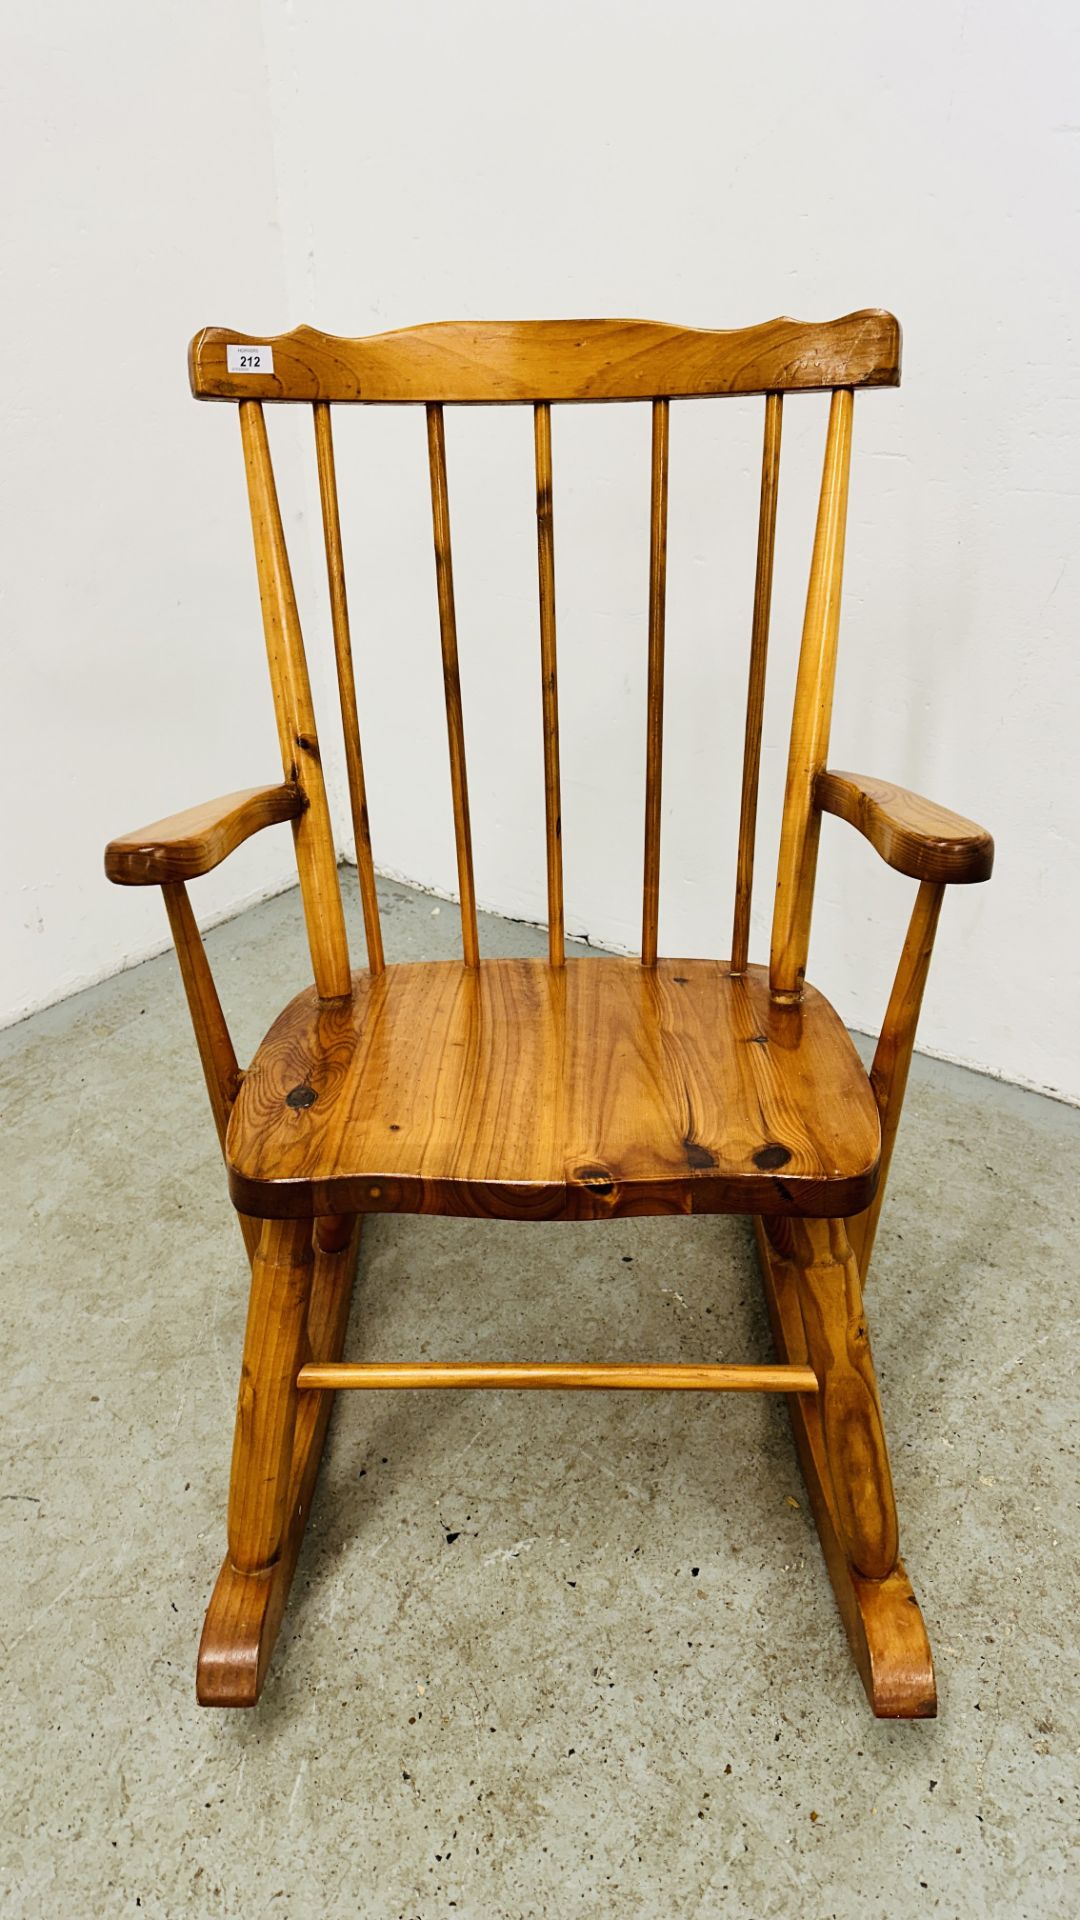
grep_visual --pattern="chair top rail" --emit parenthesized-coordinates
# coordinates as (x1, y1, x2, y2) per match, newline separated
(189, 311, 901, 405)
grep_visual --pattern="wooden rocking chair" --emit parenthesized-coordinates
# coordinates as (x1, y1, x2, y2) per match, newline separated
(105, 313, 993, 1715)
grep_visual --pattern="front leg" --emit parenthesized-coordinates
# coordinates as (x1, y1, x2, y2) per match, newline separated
(197, 1214, 360, 1705)
(786, 1218, 897, 1578)
(226, 1217, 315, 1576)
(756, 1215, 936, 1717)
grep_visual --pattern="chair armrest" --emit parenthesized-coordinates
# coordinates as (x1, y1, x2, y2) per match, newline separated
(816, 770, 994, 884)
(105, 782, 305, 886)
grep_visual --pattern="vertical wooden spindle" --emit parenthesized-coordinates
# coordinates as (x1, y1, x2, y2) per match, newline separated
(769, 388, 854, 1001)
(534, 403, 564, 967)
(731, 392, 783, 973)
(312, 402, 384, 976)
(426, 404, 480, 968)
(641, 398, 670, 967)
(239, 402, 351, 1001)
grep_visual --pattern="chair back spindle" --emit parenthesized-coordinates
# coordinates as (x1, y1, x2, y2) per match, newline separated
(425, 404, 480, 967)
(238, 402, 351, 1000)
(192, 317, 895, 996)
(769, 387, 854, 1001)
(533, 403, 564, 967)
(641, 398, 670, 967)
(312, 402, 385, 975)
(311, 405, 382, 975)
(731, 391, 784, 974)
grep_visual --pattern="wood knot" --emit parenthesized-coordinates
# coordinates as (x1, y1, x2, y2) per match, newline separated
(286, 1084, 317, 1110)
(753, 1142, 792, 1171)
(575, 1165, 614, 1196)
(684, 1138, 717, 1171)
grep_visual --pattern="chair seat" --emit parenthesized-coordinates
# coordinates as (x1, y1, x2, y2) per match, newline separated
(227, 957, 880, 1222)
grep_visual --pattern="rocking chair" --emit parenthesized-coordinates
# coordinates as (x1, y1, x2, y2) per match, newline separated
(105, 312, 993, 1714)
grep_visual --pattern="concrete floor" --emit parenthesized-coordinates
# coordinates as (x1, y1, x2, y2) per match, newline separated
(1, 875, 1077, 1919)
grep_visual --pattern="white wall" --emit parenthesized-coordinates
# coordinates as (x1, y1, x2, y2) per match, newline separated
(4, 1, 1079, 1102)
(0, 1, 323, 1017)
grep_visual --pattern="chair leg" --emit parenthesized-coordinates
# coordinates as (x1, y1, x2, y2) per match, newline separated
(755, 1215, 936, 1718)
(197, 1213, 361, 1707)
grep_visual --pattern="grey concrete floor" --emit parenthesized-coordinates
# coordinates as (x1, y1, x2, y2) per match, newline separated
(1, 874, 1077, 1919)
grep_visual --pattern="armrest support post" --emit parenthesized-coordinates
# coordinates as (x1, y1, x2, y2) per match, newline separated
(846, 879, 944, 1282)
(162, 881, 259, 1264)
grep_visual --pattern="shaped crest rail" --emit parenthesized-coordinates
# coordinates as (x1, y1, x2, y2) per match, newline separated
(190, 312, 901, 405)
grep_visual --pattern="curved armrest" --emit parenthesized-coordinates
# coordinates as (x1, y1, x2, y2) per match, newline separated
(105, 782, 305, 886)
(816, 770, 994, 884)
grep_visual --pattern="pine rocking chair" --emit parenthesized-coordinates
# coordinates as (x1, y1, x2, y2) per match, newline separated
(105, 312, 993, 1715)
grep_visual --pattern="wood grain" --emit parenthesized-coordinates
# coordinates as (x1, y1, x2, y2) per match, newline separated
(534, 402, 564, 965)
(312, 401, 385, 973)
(755, 1217, 936, 1717)
(225, 957, 880, 1221)
(226, 1217, 314, 1576)
(770, 389, 854, 1001)
(159, 881, 258, 1260)
(158, 882, 260, 1265)
(780, 1217, 899, 1580)
(297, 1360, 817, 1392)
(101, 301, 998, 1716)
(641, 398, 670, 966)
(731, 392, 783, 973)
(105, 783, 303, 886)
(426, 404, 479, 966)
(190, 312, 901, 404)
(847, 880, 945, 1279)
(239, 402, 351, 999)
(198, 1216, 361, 1706)
(817, 770, 994, 884)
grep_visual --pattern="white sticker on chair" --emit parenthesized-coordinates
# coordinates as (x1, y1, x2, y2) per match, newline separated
(227, 344, 274, 374)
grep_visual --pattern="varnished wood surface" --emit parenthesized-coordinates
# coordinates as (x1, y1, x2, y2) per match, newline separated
(226, 1218, 314, 1575)
(198, 1216, 361, 1706)
(427, 404, 480, 966)
(533, 402, 564, 965)
(817, 770, 994, 884)
(297, 1360, 818, 1392)
(239, 403, 352, 999)
(641, 399, 670, 967)
(226, 957, 880, 1221)
(98, 298, 995, 1716)
(190, 312, 901, 405)
(755, 1218, 936, 1717)
(775, 1218, 898, 1580)
(105, 783, 303, 886)
(731, 392, 783, 973)
(312, 402, 385, 973)
(770, 389, 854, 1000)
(160, 881, 260, 1266)
(847, 880, 945, 1278)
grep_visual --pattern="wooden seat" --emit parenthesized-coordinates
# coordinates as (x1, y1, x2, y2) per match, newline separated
(106, 309, 993, 1717)
(227, 957, 880, 1221)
